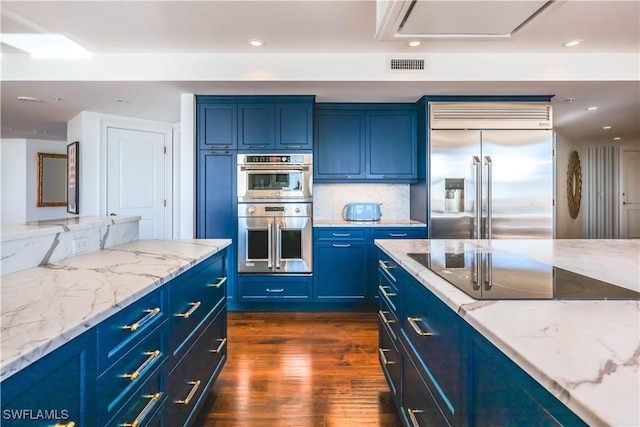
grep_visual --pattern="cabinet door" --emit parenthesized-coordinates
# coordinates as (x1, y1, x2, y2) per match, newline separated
(238, 103, 275, 150)
(1, 333, 95, 427)
(197, 103, 237, 149)
(276, 103, 313, 150)
(367, 110, 417, 180)
(314, 110, 365, 180)
(314, 241, 369, 300)
(469, 331, 587, 427)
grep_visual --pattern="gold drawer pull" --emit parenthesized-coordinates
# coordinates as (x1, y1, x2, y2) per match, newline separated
(54, 422, 76, 427)
(378, 348, 395, 365)
(379, 260, 396, 270)
(175, 380, 201, 405)
(208, 277, 227, 288)
(209, 337, 227, 353)
(176, 301, 201, 319)
(407, 408, 424, 427)
(407, 317, 434, 337)
(122, 308, 160, 332)
(378, 310, 396, 324)
(122, 392, 162, 427)
(378, 285, 396, 298)
(123, 350, 160, 381)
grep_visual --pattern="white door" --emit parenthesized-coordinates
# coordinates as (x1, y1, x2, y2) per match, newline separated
(107, 127, 168, 239)
(620, 149, 640, 239)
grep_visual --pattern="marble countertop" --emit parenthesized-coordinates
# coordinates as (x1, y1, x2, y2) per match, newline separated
(374, 239, 640, 427)
(1, 215, 141, 242)
(0, 238, 231, 381)
(314, 219, 426, 227)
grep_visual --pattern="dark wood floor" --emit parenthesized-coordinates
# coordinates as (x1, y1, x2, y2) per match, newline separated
(192, 311, 403, 427)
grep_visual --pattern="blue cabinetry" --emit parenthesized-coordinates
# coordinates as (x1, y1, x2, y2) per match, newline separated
(1, 248, 228, 427)
(1, 332, 95, 427)
(376, 248, 587, 427)
(197, 102, 237, 150)
(314, 104, 417, 182)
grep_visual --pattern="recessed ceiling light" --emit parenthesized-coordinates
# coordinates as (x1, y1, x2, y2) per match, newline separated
(1, 33, 92, 58)
(406, 40, 422, 47)
(586, 106, 599, 111)
(17, 96, 43, 103)
(613, 137, 622, 141)
(602, 126, 612, 130)
(115, 98, 129, 103)
(52, 97, 63, 103)
(562, 39, 582, 48)
(249, 39, 264, 47)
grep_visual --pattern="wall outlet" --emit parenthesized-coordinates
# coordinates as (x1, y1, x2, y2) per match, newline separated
(73, 237, 89, 255)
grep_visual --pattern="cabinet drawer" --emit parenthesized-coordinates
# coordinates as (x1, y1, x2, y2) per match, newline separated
(98, 323, 167, 425)
(314, 228, 369, 241)
(166, 309, 227, 426)
(239, 276, 312, 300)
(402, 276, 462, 421)
(379, 319, 402, 400)
(97, 288, 166, 373)
(372, 227, 427, 240)
(106, 367, 166, 427)
(377, 263, 400, 314)
(402, 344, 450, 427)
(169, 257, 227, 358)
(378, 293, 400, 342)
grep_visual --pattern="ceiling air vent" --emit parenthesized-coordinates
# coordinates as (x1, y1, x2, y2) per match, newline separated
(388, 57, 426, 73)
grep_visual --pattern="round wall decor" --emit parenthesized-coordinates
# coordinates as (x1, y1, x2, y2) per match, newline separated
(567, 150, 582, 219)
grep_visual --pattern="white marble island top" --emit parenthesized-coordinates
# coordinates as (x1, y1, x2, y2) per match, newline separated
(374, 239, 640, 427)
(0, 238, 231, 381)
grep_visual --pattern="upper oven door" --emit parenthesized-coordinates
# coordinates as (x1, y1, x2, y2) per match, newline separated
(238, 165, 312, 202)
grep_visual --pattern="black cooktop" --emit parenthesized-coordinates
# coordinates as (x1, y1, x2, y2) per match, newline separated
(407, 252, 640, 300)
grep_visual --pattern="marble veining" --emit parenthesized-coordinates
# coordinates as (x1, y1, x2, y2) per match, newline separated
(1, 216, 140, 275)
(313, 183, 410, 220)
(375, 239, 640, 427)
(0, 238, 231, 381)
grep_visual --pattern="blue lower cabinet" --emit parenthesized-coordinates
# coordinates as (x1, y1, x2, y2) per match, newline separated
(379, 317, 402, 400)
(0, 332, 95, 427)
(238, 275, 312, 301)
(106, 366, 166, 427)
(468, 328, 587, 427)
(314, 240, 369, 301)
(165, 307, 227, 427)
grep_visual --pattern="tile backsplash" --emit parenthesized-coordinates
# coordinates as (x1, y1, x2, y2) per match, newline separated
(313, 184, 410, 220)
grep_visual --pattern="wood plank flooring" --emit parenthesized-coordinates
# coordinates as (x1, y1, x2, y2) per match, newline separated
(192, 311, 402, 427)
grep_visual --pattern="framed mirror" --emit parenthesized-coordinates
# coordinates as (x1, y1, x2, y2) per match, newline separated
(37, 152, 67, 207)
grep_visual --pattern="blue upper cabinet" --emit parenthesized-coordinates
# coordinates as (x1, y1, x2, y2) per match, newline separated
(197, 102, 237, 150)
(314, 104, 417, 182)
(314, 109, 366, 180)
(276, 103, 313, 150)
(197, 95, 314, 152)
(238, 103, 276, 150)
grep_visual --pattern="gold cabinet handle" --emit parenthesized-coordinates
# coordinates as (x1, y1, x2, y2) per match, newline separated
(54, 422, 76, 427)
(123, 308, 160, 332)
(207, 277, 227, 288)
(407, 317, 434, 337)
(209, 337, 227, 354)
(378, 348, 395, 365)
(378, 285, 396, 298)
(175, 380, 201, 405)
(378, 310, 396, 324)
(122, 392, 162, 427)
(175, 301, 201, 319)
(407, 408, 424, 427)
(379, 260, 396, 270)
(122, 350, 160, 381)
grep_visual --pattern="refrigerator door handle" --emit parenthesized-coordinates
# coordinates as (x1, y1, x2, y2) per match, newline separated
(484, 156, 493, 239)
(473, 156, 481, 239)
(267, 219, 274, 269)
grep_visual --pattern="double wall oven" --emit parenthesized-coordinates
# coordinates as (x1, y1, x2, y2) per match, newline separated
(237, 154, 313, 274)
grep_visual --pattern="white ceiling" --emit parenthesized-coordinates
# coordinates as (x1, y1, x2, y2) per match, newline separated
(1, 0, 639, 144)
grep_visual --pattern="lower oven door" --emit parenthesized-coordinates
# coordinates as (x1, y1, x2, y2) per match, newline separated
(238, 215, 312, 274)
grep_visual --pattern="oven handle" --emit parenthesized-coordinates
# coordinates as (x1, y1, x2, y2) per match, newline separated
(268, 219, 273, 269)
(275, 219, 281, 270)
(239, 166, 309, 172)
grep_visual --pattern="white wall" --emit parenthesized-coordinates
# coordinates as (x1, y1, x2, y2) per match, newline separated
(178, 93, 195, 238)
(1, 139, 27, 225)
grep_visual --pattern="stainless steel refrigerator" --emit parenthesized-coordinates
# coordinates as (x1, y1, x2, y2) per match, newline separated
(429, 107, 554, 239)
